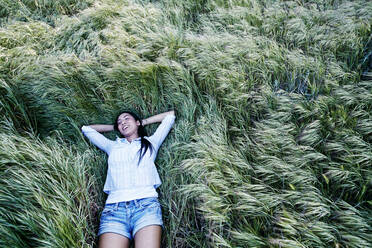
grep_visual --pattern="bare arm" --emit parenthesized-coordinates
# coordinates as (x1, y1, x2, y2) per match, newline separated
(87, 124, 114, 132)
(86, 110, 175, 131)
(142, 110, 175, 126)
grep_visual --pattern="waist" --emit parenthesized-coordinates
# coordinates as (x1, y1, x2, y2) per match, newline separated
(105, 186, 158, 203)
(105, 197, 158, 208)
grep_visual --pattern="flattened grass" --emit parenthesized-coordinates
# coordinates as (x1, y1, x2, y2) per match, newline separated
(0, 0, 371, 247)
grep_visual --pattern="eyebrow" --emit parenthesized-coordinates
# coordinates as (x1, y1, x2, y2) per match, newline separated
(117, 114, 131, 121)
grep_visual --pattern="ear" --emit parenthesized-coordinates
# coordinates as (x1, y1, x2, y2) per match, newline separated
(136, 120, 140, 126)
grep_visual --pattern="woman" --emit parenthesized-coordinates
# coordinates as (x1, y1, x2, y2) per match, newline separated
(81, 110, 176, 248)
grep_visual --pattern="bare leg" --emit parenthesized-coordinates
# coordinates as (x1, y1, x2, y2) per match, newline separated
(134, 225, 162, 248)
(98, 232, 130, 248)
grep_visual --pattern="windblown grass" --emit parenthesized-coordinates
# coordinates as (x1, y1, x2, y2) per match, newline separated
(0, 0, 371, 247)
(0, 120, 104, 247)
(0, 0, 93, 26)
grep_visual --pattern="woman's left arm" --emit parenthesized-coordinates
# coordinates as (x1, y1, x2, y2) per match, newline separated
(142, 110, 175, 126)
(144, 110, 176, 150)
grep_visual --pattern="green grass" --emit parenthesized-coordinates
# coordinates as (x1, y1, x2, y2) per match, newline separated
(0, 0, 93, 26)
(0, 0, 371, 247)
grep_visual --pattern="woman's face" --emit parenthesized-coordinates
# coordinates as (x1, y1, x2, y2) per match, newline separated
(116, 113, 140, 137)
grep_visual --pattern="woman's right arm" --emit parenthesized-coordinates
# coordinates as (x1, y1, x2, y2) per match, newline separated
(81, 125, 115, 154)
(87, 124, 114, 132)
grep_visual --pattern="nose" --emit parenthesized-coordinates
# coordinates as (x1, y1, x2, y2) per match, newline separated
(121, 122, 129, 128)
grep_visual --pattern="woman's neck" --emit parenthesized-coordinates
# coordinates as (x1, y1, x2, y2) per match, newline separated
(125, 134, 139, 143)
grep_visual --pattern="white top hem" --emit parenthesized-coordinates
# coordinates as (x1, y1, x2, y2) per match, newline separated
(105, 186, 158, 203)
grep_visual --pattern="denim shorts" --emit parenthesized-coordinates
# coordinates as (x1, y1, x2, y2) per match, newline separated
(97, 197, 163, 240)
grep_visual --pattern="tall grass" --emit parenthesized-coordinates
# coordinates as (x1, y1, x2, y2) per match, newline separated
(0, 0, 371, 247)
(0, 0, 93, 26)
(0, 120, 104, 247)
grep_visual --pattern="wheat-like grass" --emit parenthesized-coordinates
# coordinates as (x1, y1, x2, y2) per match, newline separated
(1, 0, 371, 247)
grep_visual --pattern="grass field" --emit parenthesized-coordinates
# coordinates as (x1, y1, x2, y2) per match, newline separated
(0, 0, 371, 247)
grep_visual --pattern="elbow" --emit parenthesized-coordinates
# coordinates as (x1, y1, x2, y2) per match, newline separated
(168, 111, 176, 120)
(81, 125, 90, 133)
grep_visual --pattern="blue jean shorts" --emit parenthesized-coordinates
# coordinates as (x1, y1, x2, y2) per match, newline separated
(97, 197, 163, 240)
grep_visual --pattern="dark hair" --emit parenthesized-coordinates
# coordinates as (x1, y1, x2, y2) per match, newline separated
(114, 110, 153, 166)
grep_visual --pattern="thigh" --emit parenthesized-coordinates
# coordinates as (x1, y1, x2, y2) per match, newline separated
(132, 197, 163, 236)
(134, 225, 162, 248)
(99, 232, 130, 248)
